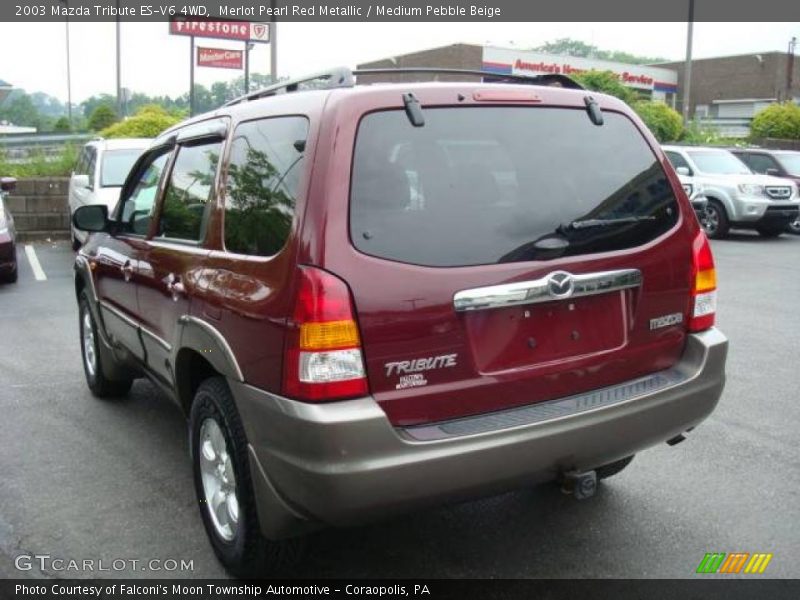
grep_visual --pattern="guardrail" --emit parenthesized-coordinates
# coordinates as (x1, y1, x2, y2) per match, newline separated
(696, 118, 751, 139)
(0, 133, 93, 162)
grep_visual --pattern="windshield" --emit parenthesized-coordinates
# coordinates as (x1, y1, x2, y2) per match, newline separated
(776, 154, 800, 177)
(101, 149, 143, 187)
(350, 107, 678, 267)
(687, 150, 751, 175)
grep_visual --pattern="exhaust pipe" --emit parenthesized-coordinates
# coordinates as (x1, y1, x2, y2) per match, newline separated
(560, 470, 597, 500)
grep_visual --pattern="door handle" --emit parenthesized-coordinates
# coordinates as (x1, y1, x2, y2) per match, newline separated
(166, 273, 186, 302)
(120, 261, 134, 282)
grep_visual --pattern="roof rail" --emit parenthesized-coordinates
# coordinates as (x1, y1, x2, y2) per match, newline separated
(224, 67, 354, 106)
(224, 66, 584, 107)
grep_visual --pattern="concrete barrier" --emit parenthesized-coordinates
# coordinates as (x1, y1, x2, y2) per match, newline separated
(5, 177, 70, 242)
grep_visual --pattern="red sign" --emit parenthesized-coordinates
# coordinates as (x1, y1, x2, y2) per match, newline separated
(170, 19, 270, 43)
(197, 47, 243, 70)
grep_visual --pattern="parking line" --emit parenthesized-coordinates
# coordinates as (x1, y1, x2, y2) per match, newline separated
(24, 245, 47, 281)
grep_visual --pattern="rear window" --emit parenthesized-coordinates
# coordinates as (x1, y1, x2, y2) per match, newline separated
(101, 149, 143, 187)
(350, 107, 679, 267)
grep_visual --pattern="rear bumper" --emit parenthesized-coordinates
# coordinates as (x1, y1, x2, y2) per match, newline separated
(232, 328, 728, 539)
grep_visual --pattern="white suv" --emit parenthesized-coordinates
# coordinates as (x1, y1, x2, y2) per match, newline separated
(663, 145, 800, 239)
(68, 138, 150, 249)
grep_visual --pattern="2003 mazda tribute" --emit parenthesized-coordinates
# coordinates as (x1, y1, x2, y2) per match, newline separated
(72, 67, 728, 576)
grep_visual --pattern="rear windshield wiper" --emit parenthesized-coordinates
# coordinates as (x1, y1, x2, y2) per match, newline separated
(563, 216, 657, 230)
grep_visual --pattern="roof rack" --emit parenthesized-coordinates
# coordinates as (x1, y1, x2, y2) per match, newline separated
(223, 66, 583, 107)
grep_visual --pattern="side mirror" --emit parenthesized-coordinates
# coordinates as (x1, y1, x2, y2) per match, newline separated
(0, 177, 16, 193)
(73, 173, 91, 190)
(73, 204, 109, 233)
(675, 166, 691, 176)
(765, 168, 780, 177)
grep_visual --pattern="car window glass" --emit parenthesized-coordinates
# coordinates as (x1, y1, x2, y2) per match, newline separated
(687, 150, 751, 175)
(743, 153, 779, 175)
(158, 141, 221, 242)
(120, 151, 170, 235)
(350, 107, 679, 267)
(74, 148, 88, 175)
(224, 116, 307, 256)
(665, 151, 691, 174)
(101, 149, 143, 187)
(86, 148, 97, 184)
(776, 154, 800, 177)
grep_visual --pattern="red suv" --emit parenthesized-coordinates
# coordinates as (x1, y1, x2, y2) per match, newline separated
(72, 68, 728, 576)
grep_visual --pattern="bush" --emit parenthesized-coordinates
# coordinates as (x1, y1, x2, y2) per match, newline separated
(101, 105, 181, 139)
(88, 104, 118, 131)
(572, 70, 637, 105)
(681, 120, 723, 145)
(633, 101, 683, 142)
(0, 144, 79, 178)
(750, 102, 800, 140)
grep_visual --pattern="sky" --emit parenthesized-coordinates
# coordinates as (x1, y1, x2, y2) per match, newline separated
(0, 21, 798, 103)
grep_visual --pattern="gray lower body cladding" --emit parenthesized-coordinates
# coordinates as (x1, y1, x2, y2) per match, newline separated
(231, 328, 728, 539)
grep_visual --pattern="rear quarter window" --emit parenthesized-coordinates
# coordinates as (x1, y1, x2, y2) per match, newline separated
(350, 107, 679, 267)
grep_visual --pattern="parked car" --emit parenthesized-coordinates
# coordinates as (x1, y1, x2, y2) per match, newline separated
(676, 172, 708, 221)
(729, 148, 800, 234)
(72, 68, 728, 576)
(68, 138, 151, 250)
(662, 145, 799, 239)
(0, 177, 18, 283)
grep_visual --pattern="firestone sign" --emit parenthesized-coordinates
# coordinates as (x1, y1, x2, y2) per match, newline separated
(169, 19, 270, 43)
(197, 47, 244, 70)
(481, 46, 677, 95)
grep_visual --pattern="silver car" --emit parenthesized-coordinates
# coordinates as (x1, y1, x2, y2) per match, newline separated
(68, 138, 150, 249)
(663, 145, 800, 239)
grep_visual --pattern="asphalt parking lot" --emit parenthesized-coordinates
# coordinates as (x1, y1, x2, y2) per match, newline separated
(0, 233, 798, 580)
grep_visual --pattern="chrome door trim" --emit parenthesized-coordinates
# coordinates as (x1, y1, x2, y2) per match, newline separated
(453, 269, 642, 312)
(100, 300, 139, 329)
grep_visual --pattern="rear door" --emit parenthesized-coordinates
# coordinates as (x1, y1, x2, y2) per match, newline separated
(340, 104, 695, 426)
(136, 123, 225, 384)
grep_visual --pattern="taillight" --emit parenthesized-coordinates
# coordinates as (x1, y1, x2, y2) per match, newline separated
(688, 231, 717, 332)
(283, 266, 368, 401)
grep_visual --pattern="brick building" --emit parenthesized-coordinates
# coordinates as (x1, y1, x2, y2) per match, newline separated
(654, 52, 800, 120)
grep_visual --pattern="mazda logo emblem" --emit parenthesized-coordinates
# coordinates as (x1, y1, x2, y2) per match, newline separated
(547, 271, 574, 298)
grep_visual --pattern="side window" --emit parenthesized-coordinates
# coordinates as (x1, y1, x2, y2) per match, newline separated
(158, 141, 222, 242)
(665, 151, 691, 174)
(744, 153, 779, 175)
(120, 151, 171, 235)
(224, 116, 308, 256)
(86, 147, 97, 186)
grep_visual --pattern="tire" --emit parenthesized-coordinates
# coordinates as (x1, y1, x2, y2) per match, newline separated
(595, 455, 634, 480)
(788, 216, 800, 235)
(756, 224, 784, 238)
(1, 266, 17, 284)
(190, 377, 303, 578)
(78, 291, 133, 398)
(700, 200, 729, 239)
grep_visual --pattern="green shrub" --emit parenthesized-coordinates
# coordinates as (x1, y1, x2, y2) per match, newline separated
(572, 70, 637, 105)
(681, 120, 723, 145)
(0, 144, 79, 178)
(750, 102, 800, 140)
(101, 105, 181, 139)
(633, 101, 684, 142)
(88, 104, 119, 131)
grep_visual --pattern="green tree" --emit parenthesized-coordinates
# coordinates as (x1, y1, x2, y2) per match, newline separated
(88, 104, 119, 131)
(53, 116, 72, 132)
(81, 93, 117, 119)
(750, 102, 800, 140)
(633, 101, 684, 142)
(100, 105, 181, 139)
(532, 38, 667, 65)
(571, 70, 637, 104)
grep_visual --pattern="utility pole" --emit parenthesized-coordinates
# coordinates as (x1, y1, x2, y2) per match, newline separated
(787, 37, 797, 102)
(59, 0, 73, 129)
(189, 36, 195, 117)
(116, 0, 122, 116)
(681, 0, 695, 123)
(270, 0, 277, 83)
